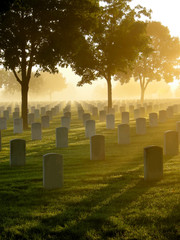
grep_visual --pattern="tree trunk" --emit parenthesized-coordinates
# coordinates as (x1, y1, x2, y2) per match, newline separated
(140, 87, 145, 105)
(21, 83, 29, 130)
(106, 76, 112, 113)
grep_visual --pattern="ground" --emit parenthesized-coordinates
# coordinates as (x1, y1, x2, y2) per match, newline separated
(0, 103, 180, 240)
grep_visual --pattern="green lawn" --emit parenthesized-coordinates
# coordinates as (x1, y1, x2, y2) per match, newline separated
(0, 104, 180, 240)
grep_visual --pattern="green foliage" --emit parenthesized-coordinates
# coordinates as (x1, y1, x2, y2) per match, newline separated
(116, 21, 180, 103)
(0, 0, 99, 128)
(0, 69, 67, 96)
(0, 105, 180, 239)
(76, 0, 150, 86)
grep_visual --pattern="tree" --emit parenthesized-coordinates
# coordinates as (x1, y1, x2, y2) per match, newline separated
(0, 70, 67, 101)
(29, 72, 67, 101)
(75, 0, 150, 111)
(0, 0, 99, 129)
(116, 21, 180, 104)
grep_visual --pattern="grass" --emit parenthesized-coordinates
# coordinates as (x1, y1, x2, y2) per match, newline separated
(0, 104, 180, 240)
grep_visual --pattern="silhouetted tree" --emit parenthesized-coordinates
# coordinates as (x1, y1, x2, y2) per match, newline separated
(0, 70, 67, 100)
(116, 21, 180, 104)
(76, 0, 150, 111)
(0, 0, 99, 129)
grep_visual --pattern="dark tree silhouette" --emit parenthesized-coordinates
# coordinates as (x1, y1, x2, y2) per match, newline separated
(0, 0, 99, 129)
(75, 0, 151, 111)
(116, 21, 180, 104)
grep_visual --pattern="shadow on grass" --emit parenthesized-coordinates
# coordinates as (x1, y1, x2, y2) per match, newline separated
(19, 168, 161, 240)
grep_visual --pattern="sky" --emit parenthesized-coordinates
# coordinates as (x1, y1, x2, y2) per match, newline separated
(56, 0, 180, 101)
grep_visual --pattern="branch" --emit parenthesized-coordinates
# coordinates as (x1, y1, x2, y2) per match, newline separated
(12, 68, 22, 85)
(144, 78, 150, 90)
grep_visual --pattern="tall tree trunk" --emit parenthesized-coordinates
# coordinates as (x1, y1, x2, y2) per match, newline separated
(106, 76, 112, 113)
(21, 83, 29, 130)
(140, 86, 145, 105)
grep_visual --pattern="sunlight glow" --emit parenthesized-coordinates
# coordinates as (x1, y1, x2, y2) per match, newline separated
(168, 79, 180, 93)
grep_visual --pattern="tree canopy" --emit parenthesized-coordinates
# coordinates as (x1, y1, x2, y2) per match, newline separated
(75, 0, 151, 110)
(0, 0, 99, 128)
(116, 21, 180, 104)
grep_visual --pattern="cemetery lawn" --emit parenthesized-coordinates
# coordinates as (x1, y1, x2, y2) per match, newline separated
(0, 107, 180, 240)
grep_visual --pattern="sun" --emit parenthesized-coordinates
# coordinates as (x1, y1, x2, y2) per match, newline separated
(168, 79, 180, 93)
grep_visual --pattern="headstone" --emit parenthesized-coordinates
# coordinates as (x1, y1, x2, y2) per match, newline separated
(166, 106, 174, 119)
(121, 112, 129, 124)
(31, 122, 42, 140)
(118, 124, 130, 144)
(7, 106, 12, 114)
(31, 106, 35, 113)
(99, 110, 106, 122)
(15, 107, 20, 113)
(90, 135, 105, 160)
(144, 146, 163, 181)
(28, 113, 35, 125)
(85, 120, 96, 138)
(146, 105, 153, 114)
(149, 113, 158, 127)
(41, 107, 46, 116)
(56, 127, 68, 148)
(164, 130, 178, 155)
(10, 139, 26, 166)
(34, 109, 40, 120)
(61, 116, 70, 129)
(13, 111, 19, 119)
(64, 111, 71, 118)
(159, 110, 167, 123)
(46, 110, 52, 121)
(129, 105, 134, 114)
(13, 118, 23, 134)
(106, 114, 115, 129)
(78, 109, 84, 120)
(92, 107, 98, 118)
(3, 110, 9, 120)
(113, 104, 118, 112)
(109, 108, 115, 115)
(136, 118, 146, 135)
(120, 106, 126, 113)
(83, 113, 91, 126)
(41, 115, 50, 129)
(51, 107, 56, 116)
(134, 109, 140, 119)
(43, 153, 63, 189)
(140, 107, 145, 118)
(0, 117, 7, 130)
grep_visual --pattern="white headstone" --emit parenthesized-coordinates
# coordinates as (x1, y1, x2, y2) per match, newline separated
(10, 139, 26, 166)
(106, 114, 115, 129)
(136, 118, 146, 135)
(0, 117, 7, 130)
(56, 127, 68, 148)
(144, 146, 163, 181)
(149, 113, 158, 127)
(90, 135, 105, 160)
(118, 124, 130, 144)
(41, 115, 50, 129)
(121, 112, 129, 124)
(164, 130, 178, 156)
(85, 120, 96, 138)
(43, 153, 63, 189)
(13, 118, 23, 134)
(61, 116, 70, 129)
(31, 122, 42, 140)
